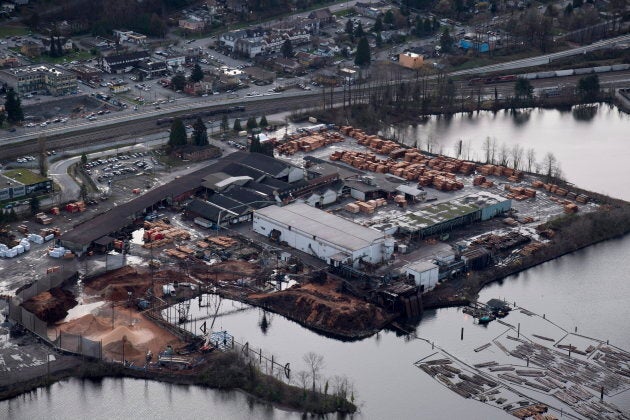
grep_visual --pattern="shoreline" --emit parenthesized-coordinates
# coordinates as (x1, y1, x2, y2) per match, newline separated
(0, 355, 357, 415)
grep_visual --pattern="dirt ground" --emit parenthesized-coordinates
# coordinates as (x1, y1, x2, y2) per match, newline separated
(53, 307, 184, 365)
(248, 276, 391, 338)
(191, 260, 261, 282)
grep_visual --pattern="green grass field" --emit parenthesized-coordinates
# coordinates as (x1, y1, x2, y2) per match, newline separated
(2, 169, 48, 184)
(0, 25, 29, 38)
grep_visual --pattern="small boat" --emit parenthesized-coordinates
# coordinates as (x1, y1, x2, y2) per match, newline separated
(478, 315, 494, 324)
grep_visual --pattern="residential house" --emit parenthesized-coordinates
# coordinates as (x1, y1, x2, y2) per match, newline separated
(308, 8, 335, 26)
(273, 57, 302, 74)
(354, 2, 387, 18)
(20, 41, 43, 58)
(113, 30, 147, 45)
(235, 37, 263, 58)
(225, 0, 248, 14)
(179, 17, 206, 32)
(220, 29, 248, 50)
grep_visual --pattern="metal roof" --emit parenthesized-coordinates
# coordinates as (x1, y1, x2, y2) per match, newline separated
(404, 260, 438, 273)
(255, 202, 384, 252)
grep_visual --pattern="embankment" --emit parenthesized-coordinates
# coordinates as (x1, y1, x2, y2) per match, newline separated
(0, 352, 356, 415)
(247, 277, 395, 340)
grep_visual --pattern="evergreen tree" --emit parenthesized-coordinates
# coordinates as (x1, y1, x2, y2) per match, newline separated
(30, 196, 40, 215)
(221, 113, 229, 132)
(5, 88, 23, 123)
(375, 32, 383, 47)
(259, 115, 268, 127)
(57, 37, 63, 56)
(168, 119, 187, 150)
(171, 74, 186, 91)
(345, 19, 354, 36)
(281, 39, 294, 58)
(354, 37, 371, 67)
(0, 111, 5, 128)
(233, 118, 242, 132)
(191, 117, 208, 146)
(373, 16, 383, 33)
(384, 10, 394, 26)
(354, 22, 364, 38)
(81, 153, 88, 165)
(439, 28, 454, 53)
(577, 74, 600, 101)
(514, 78, 533, 100)
(246, 116, 258, 131)
(49, 35, 57, 57)
(190, 64, 204, 83)
(249, 135, 262, 153)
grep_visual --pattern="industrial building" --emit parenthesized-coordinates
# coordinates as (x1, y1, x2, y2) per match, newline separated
(402, 260, 439, 292)
(0, 171, 53, 202)
(0, 65, 77, 96)
(253, 202, 391, 267)
(373, 193, 512, 238)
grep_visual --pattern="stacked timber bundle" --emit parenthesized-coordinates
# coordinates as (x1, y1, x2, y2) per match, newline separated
(344, 203, 360, 213)
(504, 185, 535, 201)
(206, 236, 238, 248)
(530, 179, 590, 203)
(564, 203, 579, 214)
(143, 220, 191, 243)
(355, 201, 375, 214)
(394, 195, 407, 207)
(276, 132, 344, 155)
(329, 150, 464, 192)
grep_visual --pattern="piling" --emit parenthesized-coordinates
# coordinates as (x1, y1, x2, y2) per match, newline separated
(517, 323, 520, 338)
(461, 327, 464, 340)
(600, 386, 604, 401)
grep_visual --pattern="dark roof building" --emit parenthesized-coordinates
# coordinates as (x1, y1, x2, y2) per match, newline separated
(102, 50, 150, 73)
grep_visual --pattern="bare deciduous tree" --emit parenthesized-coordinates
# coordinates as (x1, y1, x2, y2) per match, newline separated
(303, 352, 324, 392)
(498, 143, 510, 167)
(482, 136, 491, 163)
(526, 148, 536, 172)
(510, 144, 524, 170)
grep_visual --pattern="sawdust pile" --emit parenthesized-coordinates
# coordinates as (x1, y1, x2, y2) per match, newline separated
(249, 278, 390, 337)
(21, 288, 78, 323)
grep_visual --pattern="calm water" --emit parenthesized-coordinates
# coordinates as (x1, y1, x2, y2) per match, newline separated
(2, 106, 629, 420)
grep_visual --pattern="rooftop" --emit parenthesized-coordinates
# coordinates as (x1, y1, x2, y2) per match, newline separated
(404, 260, 438, 273)
(255, 202, 384, 252)
(384, 193, 507, 232)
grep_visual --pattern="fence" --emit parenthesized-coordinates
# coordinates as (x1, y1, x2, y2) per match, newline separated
(207, 331, 292, 383)
(8, 270, 103, 360)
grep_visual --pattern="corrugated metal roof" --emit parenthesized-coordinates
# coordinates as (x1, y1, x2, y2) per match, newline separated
(255, 203, 384, 252)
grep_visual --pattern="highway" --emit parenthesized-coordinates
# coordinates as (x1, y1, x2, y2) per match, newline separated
(3, 69, 630, 161)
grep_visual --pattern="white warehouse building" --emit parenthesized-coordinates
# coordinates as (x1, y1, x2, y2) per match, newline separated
(403, 260, 439, 293)
(253, 202, 390, 267)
